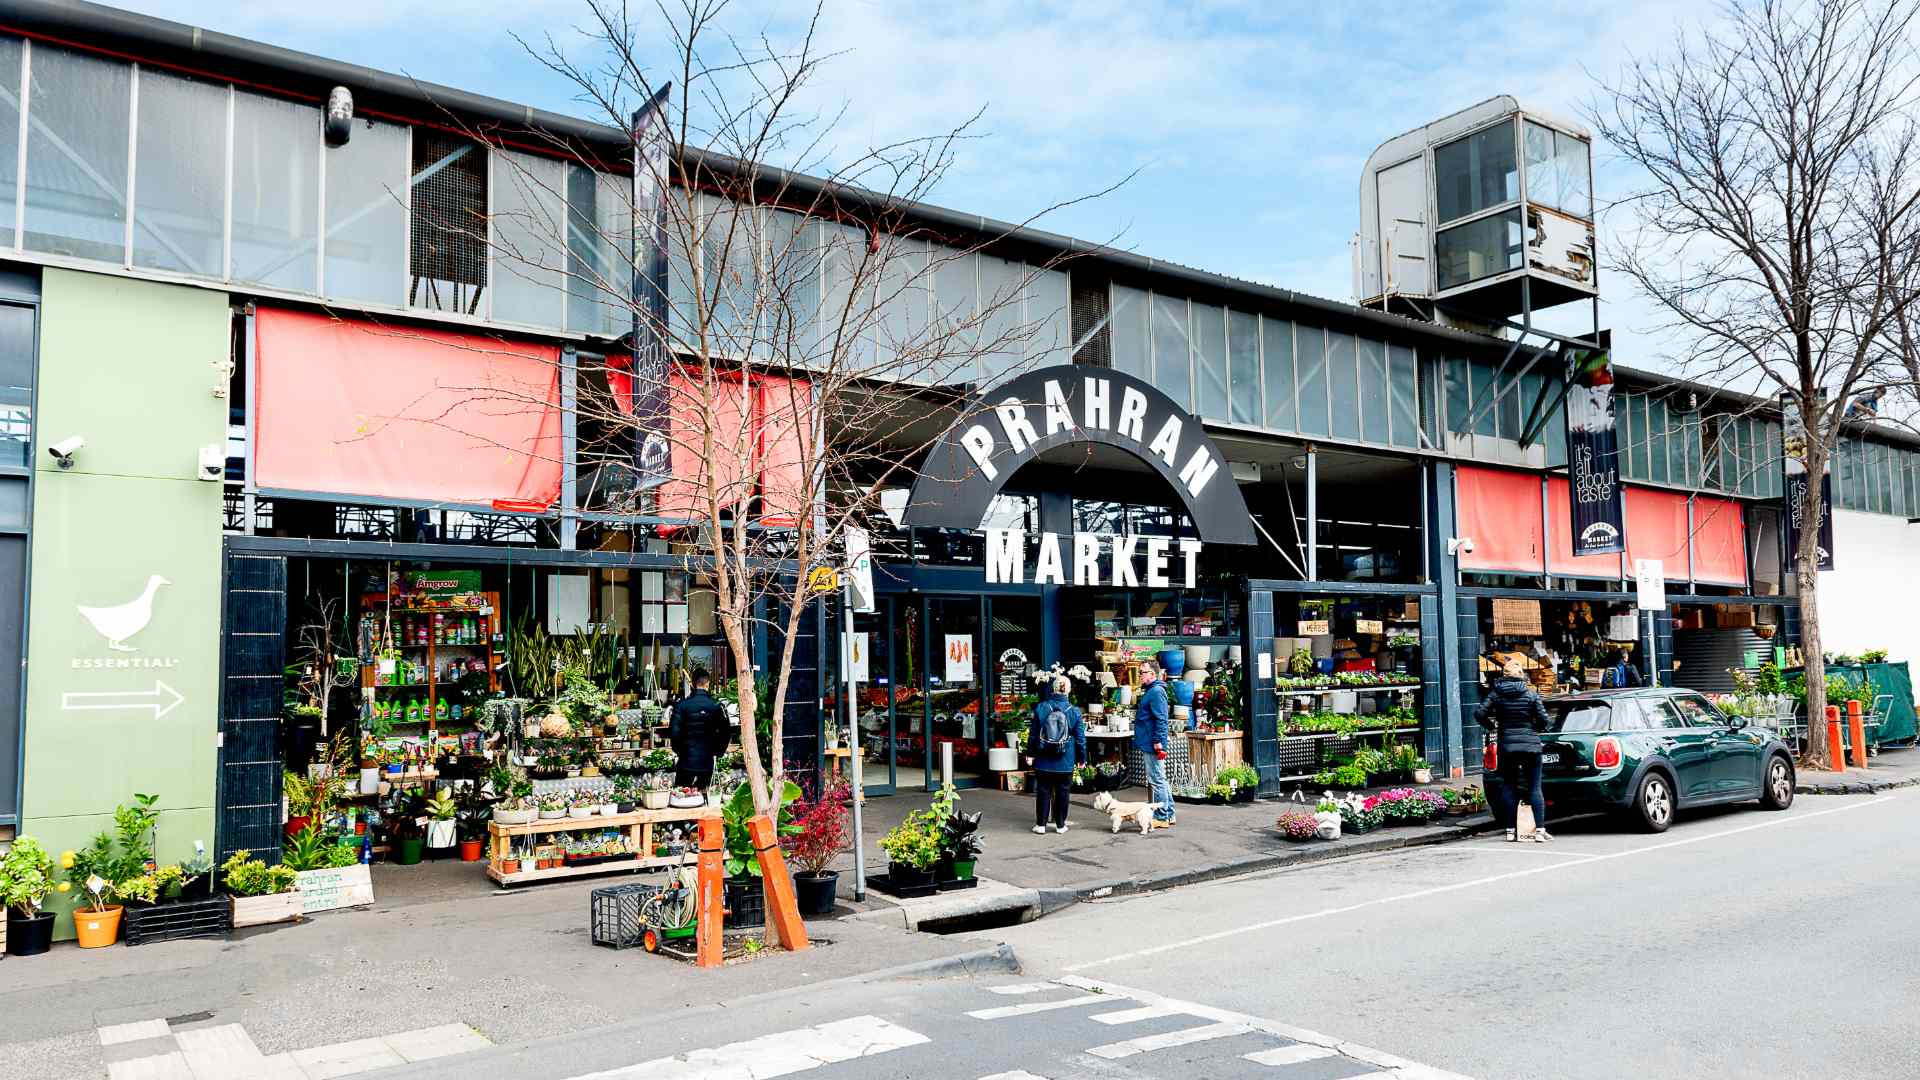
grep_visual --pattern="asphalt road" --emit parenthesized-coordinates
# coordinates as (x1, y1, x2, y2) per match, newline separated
(376, 787, 1918, 1080)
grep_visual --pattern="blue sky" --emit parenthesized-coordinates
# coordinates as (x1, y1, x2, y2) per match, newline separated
(118, 0, 1697, 365)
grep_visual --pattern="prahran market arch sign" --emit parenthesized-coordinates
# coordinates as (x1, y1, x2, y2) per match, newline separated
(904, 367, 1255, 584)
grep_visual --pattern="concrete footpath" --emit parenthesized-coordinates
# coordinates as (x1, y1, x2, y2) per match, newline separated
(0, 860, 993, 1080)
(1797, 744, 1920, 794)
(843, 782, 1497, 929)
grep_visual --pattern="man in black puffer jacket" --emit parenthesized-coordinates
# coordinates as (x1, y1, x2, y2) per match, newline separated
(1476, 657, 1551, 842)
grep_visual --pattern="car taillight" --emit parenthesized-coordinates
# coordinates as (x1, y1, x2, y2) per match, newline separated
(1483, 742, 1497, 771)
(1594, 736, 1622, 769)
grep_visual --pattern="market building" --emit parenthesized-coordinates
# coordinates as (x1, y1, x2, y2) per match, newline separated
(2, 1, 1918, 910)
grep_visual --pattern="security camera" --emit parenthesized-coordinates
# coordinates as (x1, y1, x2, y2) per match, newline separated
(48, 435, 84, 469)
(197, 444, 225, 482)
(1446, 536, 1476, 557)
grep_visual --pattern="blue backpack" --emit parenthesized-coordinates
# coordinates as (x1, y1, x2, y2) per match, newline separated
(1035, 700, 1077, 753)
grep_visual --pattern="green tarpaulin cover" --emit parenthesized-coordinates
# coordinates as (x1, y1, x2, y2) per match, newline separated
(1831, 662, 1916, 746)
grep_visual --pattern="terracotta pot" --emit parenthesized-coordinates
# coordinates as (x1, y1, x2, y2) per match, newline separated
(499, 859, 521, 875)
(73, 905, 124, 948)
(458, 839, 484, 862)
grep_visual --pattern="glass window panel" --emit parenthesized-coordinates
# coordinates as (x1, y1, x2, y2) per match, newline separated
(231, 91, 318, 292)
(132, 72, 226, 276)
(824, 221, 877, 371)
(976, 254, 1022, 385)
(490, 149, 567, 328)
(408, 131, 487, 314)
(1523, 120, 1591, 219)
(1498, 368, 1527, 442)
(1468, 359, 1497, 437)
(703, 196, 760, 357)
(1192, 301, 1227, 420)
(1435, 209, 1523, 290)
(322, 114, 408, 306)
(1150, 293, 1191, 411)
(1387, 344, 1417, 448)
(1434, 123, 1518, 223)
(0, 303, 31, 469)
(1228, 309, 1259, 425)
(664, 189, 699, 349)
(565, 165, 629, 337)
(24, 46, 130, 263)
(1444, 356, 1472, 435)
(1419, 352, 1442, 447)
(1648, 398, 1669, 482)
(1294, 323, 1328, 436)
(1326, 330, 1359, 440)
(1109, 284, 1148, 379)
(1026, 267, 1069, 365)
(1260, 316, 1295, 431)
(0, 39, 22, 249)
(875, 236, 930, 379)
(929, 244, 976, 382)
(1356, 336, 1388, 443)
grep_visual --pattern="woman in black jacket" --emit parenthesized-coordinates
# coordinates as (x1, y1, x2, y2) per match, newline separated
(1476, 657, 1552, 842)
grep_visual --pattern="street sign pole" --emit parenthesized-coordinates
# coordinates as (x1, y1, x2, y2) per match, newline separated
(841, 577, 866, 903)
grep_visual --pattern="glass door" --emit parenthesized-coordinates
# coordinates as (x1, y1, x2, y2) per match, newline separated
(987, 596, 1043, 770)
(923, 595, 983, 789)
(849, 602, 897, 797)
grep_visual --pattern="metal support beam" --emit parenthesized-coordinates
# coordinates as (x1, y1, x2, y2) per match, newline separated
(1305, 446, 1318, 581)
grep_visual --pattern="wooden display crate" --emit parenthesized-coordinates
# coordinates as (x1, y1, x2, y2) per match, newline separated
(1185, 731, 1246, 788)
(486, 804, 722, 887)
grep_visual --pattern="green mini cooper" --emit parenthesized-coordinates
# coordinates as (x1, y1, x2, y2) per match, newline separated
(1521, 688, 1795, 832)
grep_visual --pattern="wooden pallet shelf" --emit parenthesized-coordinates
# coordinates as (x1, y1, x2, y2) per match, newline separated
(486, 805, 721, 888)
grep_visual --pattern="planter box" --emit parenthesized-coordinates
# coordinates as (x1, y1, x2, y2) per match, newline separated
(124, 897, 231, 946)
(296, 864, 374, 915)
(230, 891, 303, 929)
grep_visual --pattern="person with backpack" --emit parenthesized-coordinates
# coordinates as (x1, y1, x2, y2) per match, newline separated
(1601, 650, 1643, 689)
(1027, 675, 1087, 834)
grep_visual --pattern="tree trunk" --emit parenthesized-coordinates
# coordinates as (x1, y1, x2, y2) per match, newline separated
(1798, 435, 1828, 771)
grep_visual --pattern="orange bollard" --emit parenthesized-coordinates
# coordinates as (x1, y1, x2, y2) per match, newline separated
(748, 815, 810, 953)
(695, 816, 725, 969)
(1847, 699, 1869, 768)
(1825, 705, 1846, 774)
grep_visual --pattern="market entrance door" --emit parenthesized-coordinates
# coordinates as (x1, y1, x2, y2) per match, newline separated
(849, 601, 898, 797)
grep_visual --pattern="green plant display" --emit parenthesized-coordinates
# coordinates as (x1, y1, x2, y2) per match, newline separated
(0, 836, 56, 918)
(721, 779, 802, 878)
(220, 850, 298, 896)
(878, 810, 943, 871)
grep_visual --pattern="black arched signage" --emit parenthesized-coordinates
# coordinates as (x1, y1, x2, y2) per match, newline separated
(904, 367, 1255, 545)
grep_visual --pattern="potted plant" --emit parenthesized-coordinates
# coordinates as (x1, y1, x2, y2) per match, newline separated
(639, 747, 677, 773)
(567, 790, 596, 820)
(176, 844, 214, 901)
(423, 790, 458, 849)
(783, 781, 851, 917)
(221, 850, 301, 927)
(1277, 809, 1318, 841)
(536, 793, 567, 821)
(388, 791, 429, 865)
(641, 773, 672, 810)
(877, 809, 942, 892)
(0, 836, 57, 956)
(722, 779, 801, 928)
(940, 806, 983, 882)
(1216, 764, 1260, 803)
(454, 786, 493, 862)
(611, 774, 639, 814)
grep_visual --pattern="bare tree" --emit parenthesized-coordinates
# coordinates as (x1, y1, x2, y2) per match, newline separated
(1589, 0, 1920, 767)
(400, 0, 1119, 846)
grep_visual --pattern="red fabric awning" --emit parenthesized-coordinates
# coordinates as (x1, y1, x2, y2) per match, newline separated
(1545, 476, 1623, 580)
(1690, 495, 1748, 586)
(1456, 466, 1544, 574)
(253, 308, 563, 509)
(756, 374, 815, 527)
(1625, 487, 1691, 579)
(655, 369, 753, 521)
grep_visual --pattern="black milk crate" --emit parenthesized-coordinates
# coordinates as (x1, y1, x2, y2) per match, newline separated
(124, 896, 232, 946)
(590, 882, 663, 949)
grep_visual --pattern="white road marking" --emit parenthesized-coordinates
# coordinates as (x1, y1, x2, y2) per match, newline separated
(1244, 1044, 1338, 1066)
(171, 1024, 268, 1080)
(966, 994, 1111, 1020)
(1059, 977, 1476, 1080)
(1085, 1021, 1254, 1058)
(979, 1073, 1051, 1080)
(1089, 1004, 1182, 1025)
(106, 1053, 192, 1080)
(983, 983, 1058, 996)
(566, 1015, 928, 1079)
(1066, 795, 1897, 972)
(98, 1020, 171, 1047)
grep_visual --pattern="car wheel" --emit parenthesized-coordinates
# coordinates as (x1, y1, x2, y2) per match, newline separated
(1633, 771, 1674, 833)
(1759, 753, 1794, 811)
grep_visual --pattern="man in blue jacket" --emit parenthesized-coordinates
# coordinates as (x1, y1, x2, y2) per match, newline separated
(1134, 661, 1175, 827)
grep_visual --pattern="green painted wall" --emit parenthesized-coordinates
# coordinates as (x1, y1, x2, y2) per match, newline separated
(22, 270, 227, 933)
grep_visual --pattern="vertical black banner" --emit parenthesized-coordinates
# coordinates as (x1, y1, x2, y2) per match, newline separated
(1565, 345, 1625, 555)
(1781, 391, 1834, 570)
(631, 85, 673, 490)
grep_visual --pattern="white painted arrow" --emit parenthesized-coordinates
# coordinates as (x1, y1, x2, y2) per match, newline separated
(61, 681, 185, 719)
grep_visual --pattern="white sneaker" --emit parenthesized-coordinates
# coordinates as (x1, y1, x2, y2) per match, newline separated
(1531, 829, 1553, 843)
(1031, 825, 1048, 835)
(1056, 823, 1070, 834)
(1505, 828, 1517, 842)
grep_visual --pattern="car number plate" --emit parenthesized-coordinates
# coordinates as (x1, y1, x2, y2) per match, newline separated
(1541, 752, 1561, 765)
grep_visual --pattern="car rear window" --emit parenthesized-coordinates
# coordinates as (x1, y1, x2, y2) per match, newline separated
(1546, 701, 1612, 733)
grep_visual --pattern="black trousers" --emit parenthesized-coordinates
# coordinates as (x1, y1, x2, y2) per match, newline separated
(674, 766, 713, 789)
(1034, 770, 1071, 828)
(1497, 751, 1546, 829)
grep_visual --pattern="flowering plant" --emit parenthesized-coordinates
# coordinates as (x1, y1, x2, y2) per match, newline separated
(784, 781, 852, 876)
(1277, 810, 1319, 840)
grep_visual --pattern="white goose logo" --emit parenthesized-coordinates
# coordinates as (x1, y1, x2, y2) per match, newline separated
(78, 575, 170, 652)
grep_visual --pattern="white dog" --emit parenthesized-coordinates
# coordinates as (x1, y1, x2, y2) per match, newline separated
(1093, 791, 1156, 835)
